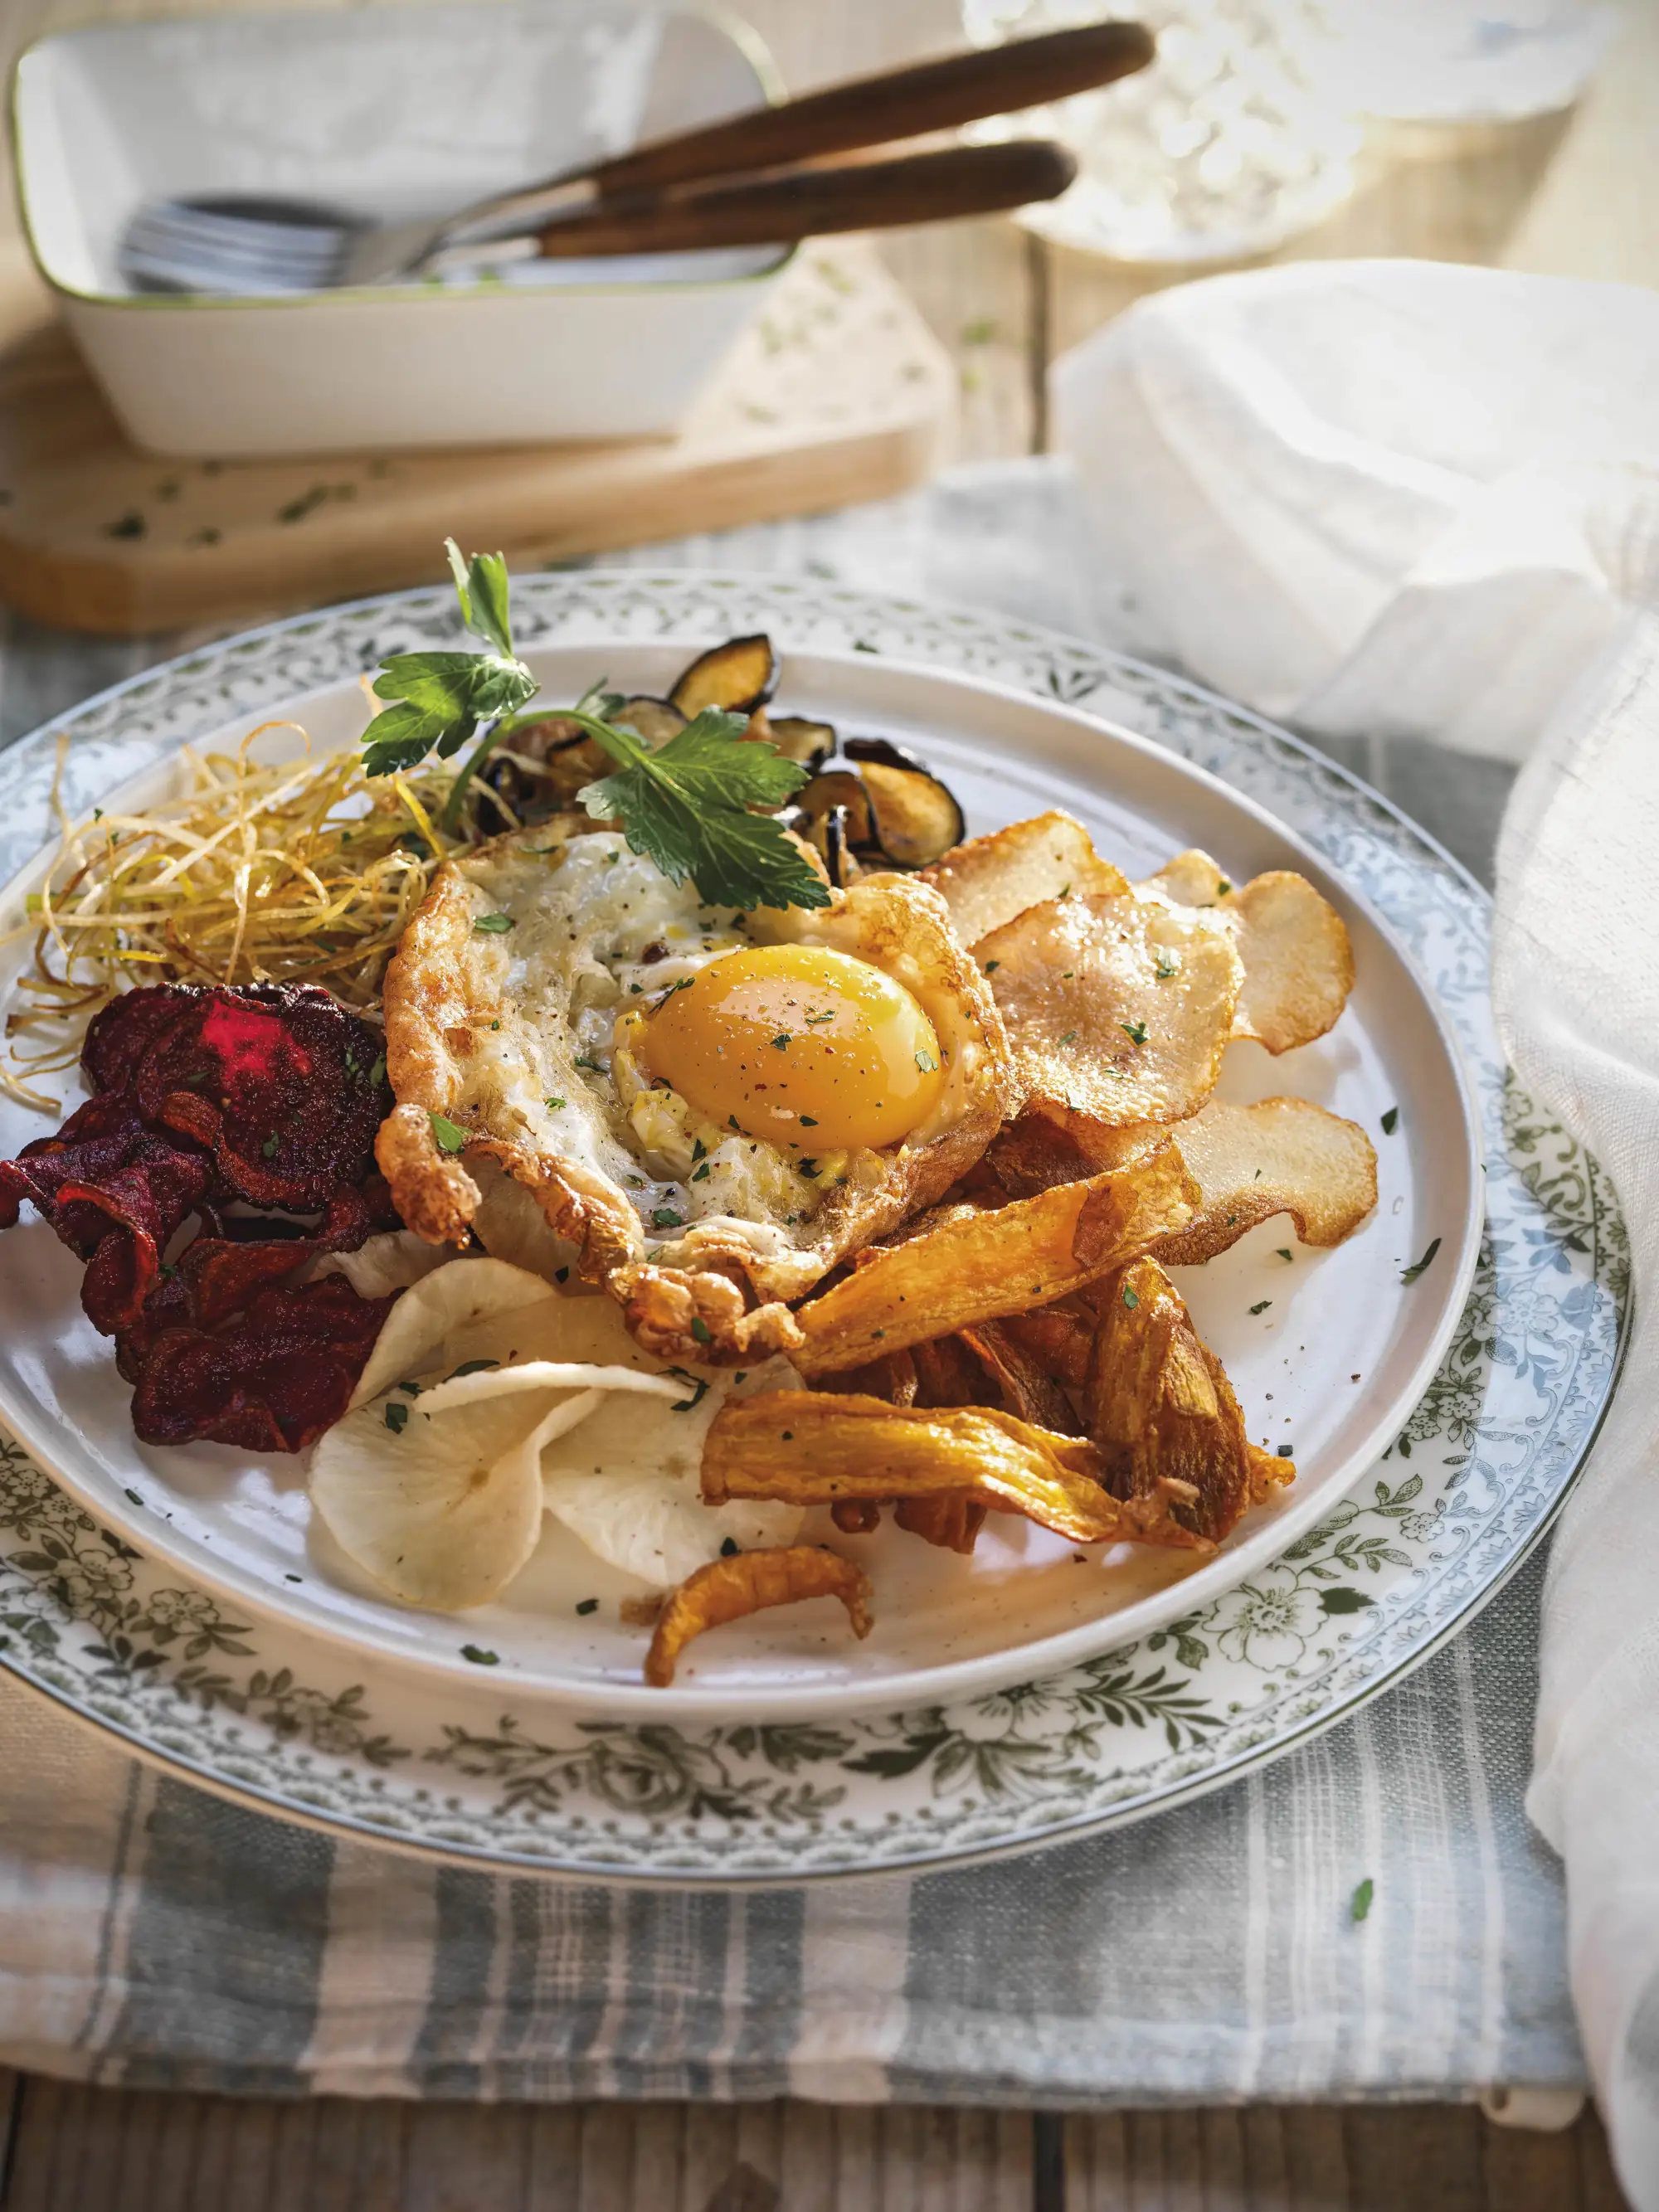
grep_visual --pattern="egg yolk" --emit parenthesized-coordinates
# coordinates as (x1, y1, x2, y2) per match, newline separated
(636, 943, 946, 1151)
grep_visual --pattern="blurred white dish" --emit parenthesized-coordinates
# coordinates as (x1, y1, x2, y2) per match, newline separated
(12, 0, 791, 457)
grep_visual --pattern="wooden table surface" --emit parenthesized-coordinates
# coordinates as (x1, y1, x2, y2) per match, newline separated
(2, 0, 1657, 2205)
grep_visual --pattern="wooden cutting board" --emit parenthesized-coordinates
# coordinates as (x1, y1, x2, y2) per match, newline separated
(0, 241, 956, 639)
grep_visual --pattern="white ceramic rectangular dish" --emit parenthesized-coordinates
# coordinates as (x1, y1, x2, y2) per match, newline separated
(12, 0, 791, 457)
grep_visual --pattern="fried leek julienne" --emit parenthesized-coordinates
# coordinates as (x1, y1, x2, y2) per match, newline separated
(703, 1393, 1210, 1551)
(3, 732, 479, 1108)
(645, 1545, 874, 1687)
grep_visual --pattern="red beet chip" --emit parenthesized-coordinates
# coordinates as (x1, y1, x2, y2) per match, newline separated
(119, 1184, 377, 1378)
(127, 983, 388, 1210)
(0, 1094, 212, 1335)
(130, 1276, 395, 1454)
(81, 985, 202, 1097)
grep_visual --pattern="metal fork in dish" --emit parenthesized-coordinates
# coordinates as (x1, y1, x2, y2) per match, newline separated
(117, 21, 1153, 296)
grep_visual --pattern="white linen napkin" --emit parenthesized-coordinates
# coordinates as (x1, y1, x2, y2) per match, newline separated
(1053, 259, 1659, 764)
(1054, 257, 1659, 2206)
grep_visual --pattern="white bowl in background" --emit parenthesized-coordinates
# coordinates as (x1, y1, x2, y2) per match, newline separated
(12, 1, 792, 458)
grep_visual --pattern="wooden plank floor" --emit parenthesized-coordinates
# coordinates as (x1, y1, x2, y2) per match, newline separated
(2, 4, 1657, 2209)
(0, 2073, 1636, 2211)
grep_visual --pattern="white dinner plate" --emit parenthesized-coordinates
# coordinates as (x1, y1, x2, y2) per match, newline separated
(0, 573, 1624, 1880)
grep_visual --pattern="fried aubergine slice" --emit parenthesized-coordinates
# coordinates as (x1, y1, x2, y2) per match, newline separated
(791, 1140, 1194, 1375)
(1085, 1257, 1293, 1544)
(705, 1393, 1209, 1550)
(644, 1544, 871, 1686)
(1138, 849, 1354, 1055)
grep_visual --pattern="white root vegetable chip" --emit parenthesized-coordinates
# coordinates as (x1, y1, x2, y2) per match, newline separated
(920, 810, 1129, 949)
(1155, 1096, 1378, 1264)
(975, 892, 1243, 1130)
(1138, 850, 1354, 1055)
(312, 1258, 800, 1609)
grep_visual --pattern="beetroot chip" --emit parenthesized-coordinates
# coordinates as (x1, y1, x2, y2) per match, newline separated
(0, 1095, 212, 1335)
(130, 1276, 395, 1454)
(113, 982, 387, 1210)
(119, 1184, 377, 1377)
(81, 985, 202, 1097)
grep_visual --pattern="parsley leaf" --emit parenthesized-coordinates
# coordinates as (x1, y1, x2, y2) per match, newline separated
(1381, 1106, 1399, 1135)
(572, 707, 829, 912)
(359, 541, 538, 814)
(429, 1111, 469, 1154)
(1350, 1877, 1374, 1923)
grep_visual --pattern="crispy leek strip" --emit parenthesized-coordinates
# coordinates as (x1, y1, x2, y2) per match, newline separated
(645, 1545, 873, 1687)
(2, 735, 480, 1102)
(791, 1141, 1194, 1375)
(1085, 1257, 1294, 1544)
(703, 1393, 1210, 1551)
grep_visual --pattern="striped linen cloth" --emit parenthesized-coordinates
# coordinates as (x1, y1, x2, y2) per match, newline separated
(0, 463, 1583, 2103)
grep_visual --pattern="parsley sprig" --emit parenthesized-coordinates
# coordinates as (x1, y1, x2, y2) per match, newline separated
(569, 707, 829, 911)
(360, 540, 828, 910)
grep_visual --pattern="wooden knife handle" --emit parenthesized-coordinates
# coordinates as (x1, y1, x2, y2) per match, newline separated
(588, 22, 1153, 199)
(534, 139, 1078, 259)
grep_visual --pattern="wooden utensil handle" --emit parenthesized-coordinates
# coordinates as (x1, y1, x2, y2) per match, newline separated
(590, 22, 1153, 198)
(534, 140, 1077, 260)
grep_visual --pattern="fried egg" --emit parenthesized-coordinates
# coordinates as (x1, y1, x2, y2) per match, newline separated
(377, 820, 1015, 1360)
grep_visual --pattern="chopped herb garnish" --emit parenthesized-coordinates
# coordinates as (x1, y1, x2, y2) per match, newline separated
(800, 1115, 819, 1127)
(729, 1114, 742, 1131)
(473, 912, 513, 934)
(385, 1402, 409, 1434)
(573, 1053, 605, 1072)
(1121, 1285, 1140, 1310)
(396, 1380, 423, 1397)
(805, 1010, 835, 1024)
(691, 1162, 711, 1182)
(771, 1032, 792, 1049)
(798, 1159, 820, 1179)
(554, 1266, 570, 1284)
(1155, 955, 1180, 980)
(1121, 1020, 1149, 1046)
(460, 1644, 499, 1666)
(1350, 1878, 1374, 1923)
(667, 1367, 710, 1412)
(690, 1315, 713, 1346)
(1277, 1442, 1295, 1457)
(1401, 1236, 1442, 1283)
(546, 1095, 567, 1111)
(984, 959, 1000, 975)
(368, 1052, 387, 1087)
(260, 1134, 280, 1159)
(1058, 1030, 1078, 1046)
(1381, 1106, 1399, 1135)
(691, 1137, 707, 1162)
(1250, 1300, 1272, 1315)
(1217, 876, 1233, 896)
(429, 1111, 469, 1153)
(124, 1487, 144, 1506)
(720, 1537, 741, 1558)
(449, 1359, 499, 1380)
(575, 1598, 599, 1616)
(914, 1050, 938, 1072)
(1277, 1247, 1293, 1262)
(652, 1206, 685, 1230)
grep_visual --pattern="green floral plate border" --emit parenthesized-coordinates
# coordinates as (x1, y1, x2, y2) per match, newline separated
(0, 575, 1627, 1882)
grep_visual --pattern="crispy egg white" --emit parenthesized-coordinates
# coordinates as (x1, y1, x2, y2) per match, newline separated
(377, 820, 1014, 1359)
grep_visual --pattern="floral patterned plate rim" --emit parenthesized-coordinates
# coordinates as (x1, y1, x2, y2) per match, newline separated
(0, 572, 1626, 1882)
